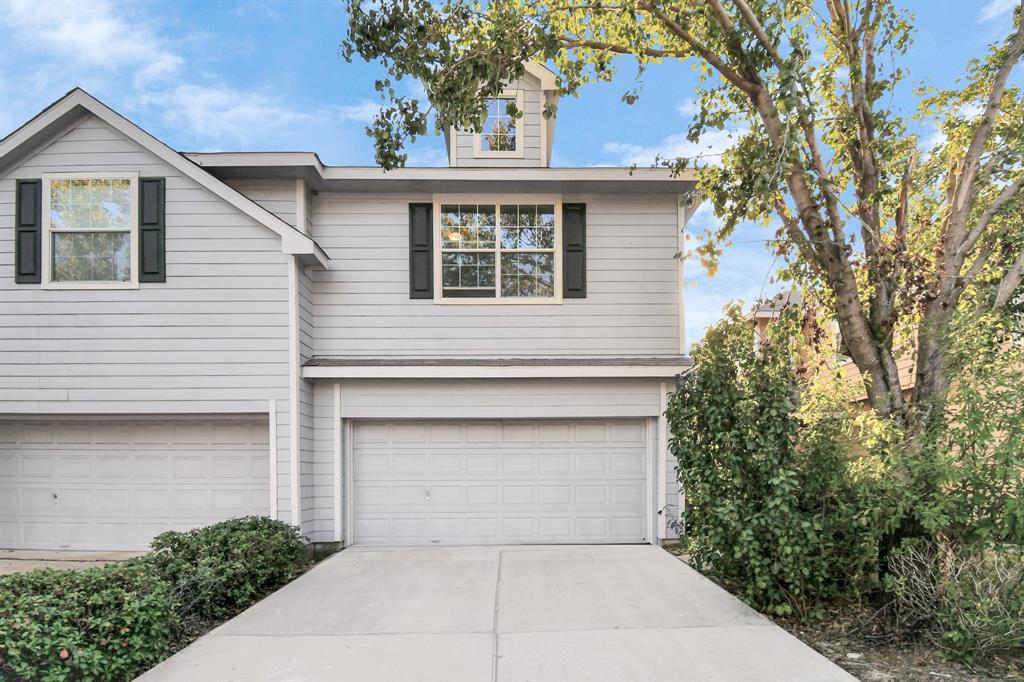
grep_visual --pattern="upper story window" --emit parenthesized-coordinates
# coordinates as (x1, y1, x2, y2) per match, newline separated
(42, 173, 138, 289)
(473, 91, 525, 159)
(437, 199, 560, 303)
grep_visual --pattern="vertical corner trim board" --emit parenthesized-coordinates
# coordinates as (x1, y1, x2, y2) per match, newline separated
(288, 255, 301, 526)
(658, 381, 669, 539)
(269, 398, 278, 519)
(333, 382, 343, 543)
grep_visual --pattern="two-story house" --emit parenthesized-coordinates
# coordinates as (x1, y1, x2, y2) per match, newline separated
(0, 63, 697, 551)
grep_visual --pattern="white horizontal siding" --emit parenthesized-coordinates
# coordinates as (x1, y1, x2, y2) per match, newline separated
(454, 75, 544, 168)
(0, 114, 297, 524)
(223, 178, 297, 227)
(309, 192, 680, 356)
(309, 380, 338, 543)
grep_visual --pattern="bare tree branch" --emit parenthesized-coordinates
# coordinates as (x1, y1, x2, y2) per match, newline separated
(948, 11, 1024, 249)
(732, 0, 786, 68)
(956, 174, 1024, 265)
(994, 248, 1024, 309)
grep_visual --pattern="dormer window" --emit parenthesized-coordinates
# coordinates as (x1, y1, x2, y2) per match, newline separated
(473, 91, 525, 159)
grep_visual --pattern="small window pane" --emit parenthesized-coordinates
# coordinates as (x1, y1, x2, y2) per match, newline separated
(482, 97, 518, 152)
(441, 204, 495, 248)
(50, 178, 131, 231)
(501, 252, 554, 298)
(52, 232, 131, 282)
(442, 251, 495, 295)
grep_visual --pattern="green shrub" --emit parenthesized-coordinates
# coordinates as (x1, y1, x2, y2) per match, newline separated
(890, 541, 1024, 662)
(667, 303, 880, 617)
(150, 516, 306, 623)
(0, 561, 176, 682)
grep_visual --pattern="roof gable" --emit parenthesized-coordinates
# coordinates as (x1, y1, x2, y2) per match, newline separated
(0, 88, 327, 266)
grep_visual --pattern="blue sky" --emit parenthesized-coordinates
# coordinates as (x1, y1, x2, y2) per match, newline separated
(1, 0, 1019, 348)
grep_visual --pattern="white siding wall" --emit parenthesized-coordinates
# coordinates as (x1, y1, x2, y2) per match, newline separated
(310, 380, 338, 543)
(223, 178, 297, 227)
(0, 114, 298, 524)
(297, 265, 318, 534)
(309, 192, 680, 356)
(453, 75, 546, 168)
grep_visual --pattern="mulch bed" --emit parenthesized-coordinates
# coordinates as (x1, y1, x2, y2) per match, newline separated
(774, 604, 1022, 682)
(665, 547, 1023, 681)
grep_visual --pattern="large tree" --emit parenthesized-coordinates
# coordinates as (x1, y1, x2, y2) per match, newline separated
(343, 0, 1024, 433)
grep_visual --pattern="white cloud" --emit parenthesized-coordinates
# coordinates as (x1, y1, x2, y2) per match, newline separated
(676, 98, 699, 117)
(139, 83, 339, 147)
(405, 144, 448, 167)
(602, 128, 741, 167)
(335, 101, 384, 123)
(2, 0, 181, 84)
(978, 0, 1017, 22)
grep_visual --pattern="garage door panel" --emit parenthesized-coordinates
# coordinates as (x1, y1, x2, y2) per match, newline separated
(2, 418, 270, 550)
(352, 419, 648, 545)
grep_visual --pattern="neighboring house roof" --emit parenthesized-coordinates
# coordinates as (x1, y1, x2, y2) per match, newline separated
(186, 151, 699, 194)
(750, 290, 803, 320)
(0, 88, 328, 267)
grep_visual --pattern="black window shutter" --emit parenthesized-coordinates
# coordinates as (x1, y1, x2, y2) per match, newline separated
(15, 179, 42, 284)
(139, 177, 166, 282)
(409, 203, 433, 299)
(562, 203, 586, 298)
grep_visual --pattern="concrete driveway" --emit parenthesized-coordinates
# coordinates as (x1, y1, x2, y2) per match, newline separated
(141, 545, 854, 682)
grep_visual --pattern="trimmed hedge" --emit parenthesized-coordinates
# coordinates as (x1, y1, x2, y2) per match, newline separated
(150, 516, 308, 623)
(0, 561, 176, 682)
(0, 516, 307, 682)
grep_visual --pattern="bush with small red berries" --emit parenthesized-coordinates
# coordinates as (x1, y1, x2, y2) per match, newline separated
(0, 560, 176, 681)
(0, 516, 307, 681)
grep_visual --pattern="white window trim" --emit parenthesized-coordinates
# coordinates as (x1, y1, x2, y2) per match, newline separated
(41, 172, 140, 290)
(472, 90, 526, 160)
(433, 193, 563, 305)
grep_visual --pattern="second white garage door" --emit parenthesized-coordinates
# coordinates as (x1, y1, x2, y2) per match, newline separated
(352, 419, 649, 545)
(0, 417, 270, 551)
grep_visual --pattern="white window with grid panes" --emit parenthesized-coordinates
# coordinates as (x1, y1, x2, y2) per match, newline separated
(41, 173, 139, 289)
(472, 91, 526, 159)
(435, 198, 561, 303)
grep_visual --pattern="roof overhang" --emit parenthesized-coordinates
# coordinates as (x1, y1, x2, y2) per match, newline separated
(1, 89, 328, 268)
(186, 153, 698, 194)
(302, 356, 692, 379)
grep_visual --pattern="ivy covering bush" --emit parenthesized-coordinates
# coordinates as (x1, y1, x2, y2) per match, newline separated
(0, 516, 307, 681)
(150, 516, 307, 624)
(0, 561, 176, 682)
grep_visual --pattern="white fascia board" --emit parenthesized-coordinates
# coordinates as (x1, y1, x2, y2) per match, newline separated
(302, 364, 689, 380)
(188, 151, 326, 173)
(1, 89, 327, 265)
(176, 156, 697, 184)
(320, 167, 699, 183)
(523, 62, 558, 90)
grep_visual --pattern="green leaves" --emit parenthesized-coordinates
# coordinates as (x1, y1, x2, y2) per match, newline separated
(0, 517, 308, 681)
(0, 561, 176, 682)
(667, 302, 879, 619)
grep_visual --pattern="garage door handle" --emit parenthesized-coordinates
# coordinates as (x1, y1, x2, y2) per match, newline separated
(425, 490, 430, 501)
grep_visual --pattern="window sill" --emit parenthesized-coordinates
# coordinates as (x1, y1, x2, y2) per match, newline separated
(434, 296, 563, 305)
(41, 281, 140, 291)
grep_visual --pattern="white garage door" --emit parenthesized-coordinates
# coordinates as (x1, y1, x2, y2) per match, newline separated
(353, 419, 649, 545)
(0, 418, 270, 551)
